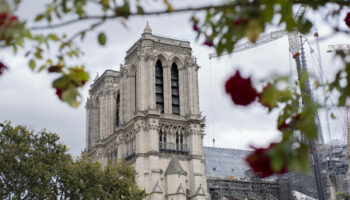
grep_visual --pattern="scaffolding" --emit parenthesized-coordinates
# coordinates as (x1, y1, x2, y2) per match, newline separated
(207, 177, 281, 200)
(206, 143, 350, 200)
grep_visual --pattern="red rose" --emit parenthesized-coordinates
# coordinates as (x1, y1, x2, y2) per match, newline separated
(345, 12, 350, 28)
(225, 71, 258, 106)
(55, 88, 63, 100)
(203, 40, 214, 47)
(0, 12, 17, 28)
(0, 62, 8, 75)
(233, 18, 246, 26)
(246, 143, 287, 178)
(278, 121, 289, 131)
(193, 23, 199, 31)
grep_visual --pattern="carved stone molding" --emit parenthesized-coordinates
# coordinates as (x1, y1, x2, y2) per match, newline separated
(134, 120, 146, 132)
(85, 98, 92, 109)
(140, 47, 153, 62)
(147, 119, 159, 131)
(153, 42, 191, 55)
(159, 123, 186, 136)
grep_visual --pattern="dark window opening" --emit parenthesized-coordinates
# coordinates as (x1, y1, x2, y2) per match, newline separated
(171, 63, 180, 115)
(155, 60, 164, 113)
(116, 94, 120, 127)
(134, 75, 137, 112)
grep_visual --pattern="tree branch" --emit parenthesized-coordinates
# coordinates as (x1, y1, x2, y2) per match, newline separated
(29, 0, 350, 30)
(29, 4, 229, 30)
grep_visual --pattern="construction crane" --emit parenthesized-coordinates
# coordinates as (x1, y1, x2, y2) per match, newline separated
(209, 4, 327, 200)
(327, 44, 350, 53)
(209, 4, 307, 59)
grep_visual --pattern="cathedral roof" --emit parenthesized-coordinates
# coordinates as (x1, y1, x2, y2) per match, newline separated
(204, 146, 251, 179)
(165, 157, 186, 175)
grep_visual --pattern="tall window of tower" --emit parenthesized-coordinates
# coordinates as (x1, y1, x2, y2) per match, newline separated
(171, 63, 180, 115)
(116, 94, 120, 127)
(155, 60, 164, 113)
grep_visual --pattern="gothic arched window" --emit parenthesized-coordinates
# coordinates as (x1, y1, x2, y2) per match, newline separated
(116, 94, 120, 127)
(159, 129, 167, 149)
(155, 60, 164, 113)
(171, 63, 180, 115)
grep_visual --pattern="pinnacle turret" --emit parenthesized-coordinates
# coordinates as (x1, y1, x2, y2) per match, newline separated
(143, 21, 152, 34)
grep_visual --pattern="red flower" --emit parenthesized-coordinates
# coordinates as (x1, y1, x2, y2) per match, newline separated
(203, 40, 214, 47)
(55, 88, 63, 100)
(246, 143, 287, 178)
(345, 12, 350, 28)
(193, 23, 199, 31)
(233, 18, 246, 26)
(0, 12, 17, 28)
(292, 52, 300, 59)
(225, 71, 258, 106)
(278, 121, 289, 131)
(0, 62, 8, 75)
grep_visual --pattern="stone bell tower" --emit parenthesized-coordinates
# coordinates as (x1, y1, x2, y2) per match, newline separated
(85, 22, 209, 200)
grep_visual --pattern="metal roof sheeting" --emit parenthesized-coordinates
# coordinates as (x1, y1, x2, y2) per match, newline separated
(204, 146, 252, 179)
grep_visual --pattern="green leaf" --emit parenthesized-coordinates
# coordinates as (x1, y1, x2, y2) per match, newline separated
(330, 113, 336, 119)
(80, 31, 86, 41)
(97, 32, 107, 46)
(35, 14, 45, 21)
(52, 76, 70, 89)
(271, 154, 284, 172)
(136, 6, 144, 14)
(61, 85, 80, 108)
(38, 65, 46, 72)
(48, 34, 59, 41)
(29, 59, 36, 70)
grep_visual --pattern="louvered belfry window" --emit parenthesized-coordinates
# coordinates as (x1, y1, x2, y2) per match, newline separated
(171, 63, 180, 115)
(155, 60, 164, 113)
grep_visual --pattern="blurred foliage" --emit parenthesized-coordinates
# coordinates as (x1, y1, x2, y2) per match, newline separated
(0, 0, 350, 176)
(0, 122, 146, 199)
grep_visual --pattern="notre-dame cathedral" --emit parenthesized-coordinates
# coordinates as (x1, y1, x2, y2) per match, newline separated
(85, 22, 209, 200)
(85, 23, 350, 200)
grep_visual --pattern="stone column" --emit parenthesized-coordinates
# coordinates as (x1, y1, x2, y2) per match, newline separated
(85, 98, 92, 150)
(193, 65, 200, 115)
(163, 64, 171, 114)
(186, 64, 194, 115)
(149, 58, 156, 110)
(179, 66, 186, 116)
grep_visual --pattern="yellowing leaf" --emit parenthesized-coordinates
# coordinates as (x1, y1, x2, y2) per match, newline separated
(314, 80, 320, 88)
(29, 59, 36, 70)
(164, 0, 173, 12)
(245, 19, 262, 43)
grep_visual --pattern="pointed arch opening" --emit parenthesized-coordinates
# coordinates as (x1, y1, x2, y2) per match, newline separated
(155, 60, 164, 113)
(171, 63, 180, 115)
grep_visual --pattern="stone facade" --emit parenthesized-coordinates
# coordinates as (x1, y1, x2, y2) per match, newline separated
(85, 23, 209, 200)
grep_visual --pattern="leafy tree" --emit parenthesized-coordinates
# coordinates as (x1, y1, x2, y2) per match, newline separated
(1, 0, 350, 177)
(0, 122, 146, 199)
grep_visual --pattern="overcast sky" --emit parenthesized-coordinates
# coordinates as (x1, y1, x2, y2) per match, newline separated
(0, 1, 349, 156)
